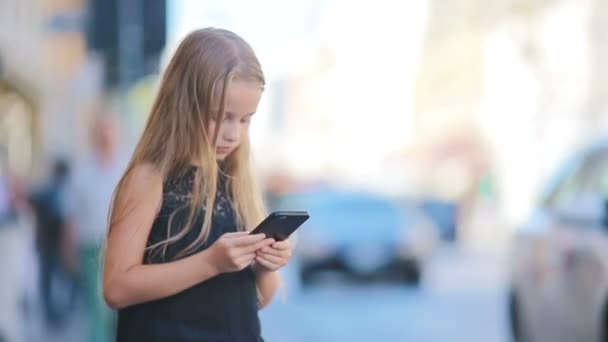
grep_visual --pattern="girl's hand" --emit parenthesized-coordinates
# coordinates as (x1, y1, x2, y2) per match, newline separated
(208, 232, 274, 274)
(252, 239, 292, 273)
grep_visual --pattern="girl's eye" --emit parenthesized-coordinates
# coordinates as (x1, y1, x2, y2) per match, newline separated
(210, 116, 229, 122)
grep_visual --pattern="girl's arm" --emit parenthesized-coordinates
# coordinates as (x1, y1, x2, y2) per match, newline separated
(254, 269, 280, 309)
(252, 239, 293, 309)
(103, 164, 272, 309)
(103, 164, 218, 309)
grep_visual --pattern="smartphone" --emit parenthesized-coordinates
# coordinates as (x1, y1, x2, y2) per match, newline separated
(249, 211, 310, 241)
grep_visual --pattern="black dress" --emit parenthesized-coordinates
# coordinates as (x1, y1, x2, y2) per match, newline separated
(116, 167, 263, 342)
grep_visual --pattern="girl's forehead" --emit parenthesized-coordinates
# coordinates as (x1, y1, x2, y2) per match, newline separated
(210, 80, 263, 114)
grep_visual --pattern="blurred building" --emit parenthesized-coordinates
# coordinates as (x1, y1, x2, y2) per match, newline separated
(0, 0, 101, 178)
(249, 1, 427, 191)
(0, 0, 166, 179)
(588, 0, 608, 129)
(412, 0, 608, 230)
(3, 0, 608, 231)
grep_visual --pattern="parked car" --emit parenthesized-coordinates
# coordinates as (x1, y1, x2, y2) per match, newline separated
(509, 139, 608, 342)
(420, 198, 459, 241)
(277, 189, 440, 286)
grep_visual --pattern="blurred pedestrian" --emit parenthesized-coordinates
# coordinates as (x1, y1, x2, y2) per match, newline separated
(66, 111, 127, 342)
(0, 169, 29, 342)
(28, 158, 77, 329)
(0, 171, 11, 224)
(103, 28, 293, 341)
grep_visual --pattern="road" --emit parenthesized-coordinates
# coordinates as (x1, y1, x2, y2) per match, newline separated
(18, 245, 510, 342)
(260, 245, 509, 342)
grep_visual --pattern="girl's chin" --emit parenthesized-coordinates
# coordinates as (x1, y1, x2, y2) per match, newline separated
(216, 152, 229, 161)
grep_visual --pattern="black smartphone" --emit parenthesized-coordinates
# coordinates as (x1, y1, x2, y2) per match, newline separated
(249, 211, 310, 241)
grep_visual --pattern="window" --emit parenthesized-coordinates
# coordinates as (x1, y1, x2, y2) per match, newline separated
(580, 148, 608, 198)
(543, 150, 595, 209)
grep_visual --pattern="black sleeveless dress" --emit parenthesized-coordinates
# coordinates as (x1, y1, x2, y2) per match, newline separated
(116, 167, 263, 342)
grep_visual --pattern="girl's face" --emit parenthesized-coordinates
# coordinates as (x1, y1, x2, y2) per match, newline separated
(208, 80, 262, 160)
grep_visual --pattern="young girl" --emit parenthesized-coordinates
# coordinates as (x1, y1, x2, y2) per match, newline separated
(103, 28, 292, 342)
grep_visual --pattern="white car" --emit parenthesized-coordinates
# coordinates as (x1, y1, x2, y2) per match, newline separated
(509, 140, 608, 342)
(278, 189, 439, 286)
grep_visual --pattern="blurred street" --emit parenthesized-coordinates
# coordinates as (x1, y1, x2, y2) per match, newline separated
(21, 244, 509, 342)
(5, 0, 608, 340)
(261, 245, 509, 342)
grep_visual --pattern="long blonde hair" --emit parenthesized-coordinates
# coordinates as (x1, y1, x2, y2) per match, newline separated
(109, 28, 267, 260)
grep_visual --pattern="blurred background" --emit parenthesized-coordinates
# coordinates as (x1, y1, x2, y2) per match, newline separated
(3, 0, 608, 341)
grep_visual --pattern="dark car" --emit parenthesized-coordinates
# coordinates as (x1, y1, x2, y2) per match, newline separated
(420, 198, 459, 241)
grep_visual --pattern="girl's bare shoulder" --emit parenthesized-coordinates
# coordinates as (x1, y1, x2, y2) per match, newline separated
(119, 163, 163, 202)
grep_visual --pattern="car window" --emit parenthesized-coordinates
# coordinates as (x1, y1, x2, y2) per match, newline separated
(582, 149, 608, 197)
(543, 151, 595, 209)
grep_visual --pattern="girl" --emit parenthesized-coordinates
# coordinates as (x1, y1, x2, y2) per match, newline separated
(103, 28, 292, 342)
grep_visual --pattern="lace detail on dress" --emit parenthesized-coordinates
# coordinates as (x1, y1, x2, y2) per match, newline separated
(162, 166, 232, 218)
(119, 165, 261, 342)
(146, 166, 237, 263)
(212, 183, 231, 218)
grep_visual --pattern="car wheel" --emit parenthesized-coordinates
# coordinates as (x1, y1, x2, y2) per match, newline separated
(602, 301, 608, 342)
(401, 260, 421, 285)
(509, 289, 533, 342)
(300, 266, 316, 286)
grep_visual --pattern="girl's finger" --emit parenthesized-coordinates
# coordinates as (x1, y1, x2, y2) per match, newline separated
(256, 252, 284, 265)
(258, 246, 285, 257)
(255, 256, 277, 270)
(272, 240, 290, 250)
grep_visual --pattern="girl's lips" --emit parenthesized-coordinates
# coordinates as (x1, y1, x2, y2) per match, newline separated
(216, 147, 232, 153)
